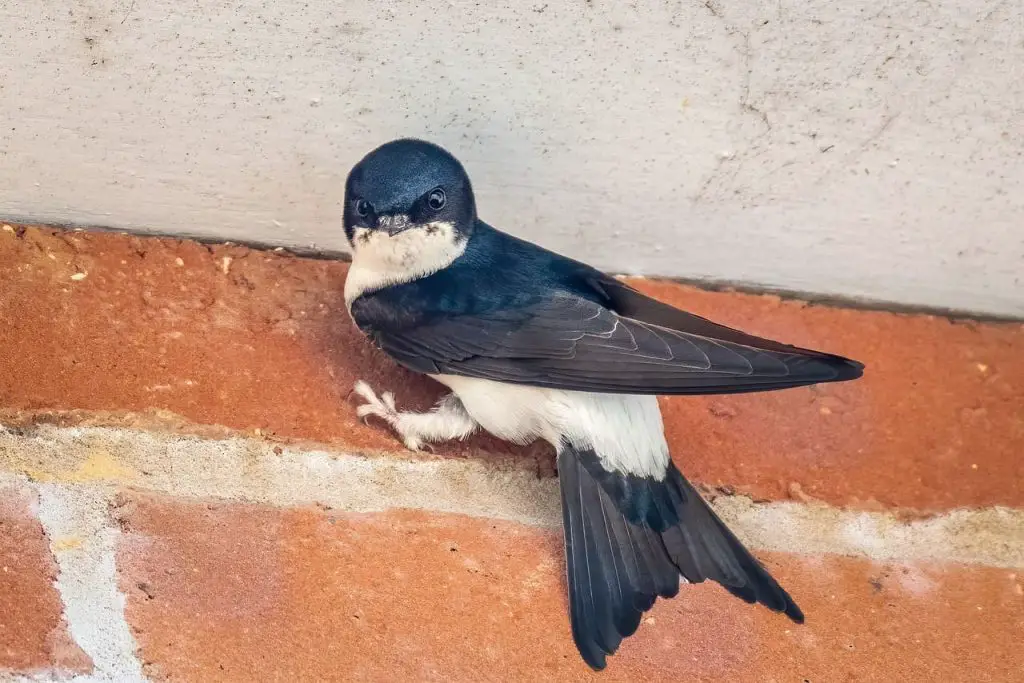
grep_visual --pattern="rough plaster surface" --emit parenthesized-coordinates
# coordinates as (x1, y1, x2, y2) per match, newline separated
(2, 425, 1022, 569)
(0, 1, 1021, 315)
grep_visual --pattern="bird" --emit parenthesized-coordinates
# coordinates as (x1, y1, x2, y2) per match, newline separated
(342, 138, 864, 670)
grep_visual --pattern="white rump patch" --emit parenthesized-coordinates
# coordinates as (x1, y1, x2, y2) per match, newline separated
(432, 374, 671, 479)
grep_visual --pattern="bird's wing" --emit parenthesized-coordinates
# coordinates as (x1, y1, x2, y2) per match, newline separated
(367, 278, 863, 395)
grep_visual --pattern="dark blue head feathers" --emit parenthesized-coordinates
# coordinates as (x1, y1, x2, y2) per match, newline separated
(344, 139, 476, 241)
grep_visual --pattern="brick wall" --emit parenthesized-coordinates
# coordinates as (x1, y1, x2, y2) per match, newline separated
(1, 224, 1022, 682)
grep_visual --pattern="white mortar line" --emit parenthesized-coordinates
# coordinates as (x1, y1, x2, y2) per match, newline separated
(1, 425, 1022, 571)
(0, 424, 563, 529)
(711, 496, 1024, 569)
(19, 484, 146, 683)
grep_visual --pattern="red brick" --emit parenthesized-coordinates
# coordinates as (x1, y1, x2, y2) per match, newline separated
(0, 486, 92, 675)
(117, 493, 1023, 683)
(636, 280, 1024, 510)
(2, 225, 1023, 510)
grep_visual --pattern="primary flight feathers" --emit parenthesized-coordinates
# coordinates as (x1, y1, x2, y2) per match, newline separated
(361, 265, 863, 395)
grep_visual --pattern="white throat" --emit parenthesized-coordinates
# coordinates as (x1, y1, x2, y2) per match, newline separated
(344, 220, 466, 308)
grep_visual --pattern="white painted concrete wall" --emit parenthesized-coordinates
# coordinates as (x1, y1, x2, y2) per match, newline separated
(1, 1, 1021, 316)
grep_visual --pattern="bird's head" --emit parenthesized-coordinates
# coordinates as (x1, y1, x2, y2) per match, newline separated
(342, 139, 479, 305)
(343, 139, 476, 249)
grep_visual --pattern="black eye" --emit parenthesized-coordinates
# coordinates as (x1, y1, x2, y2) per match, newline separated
(354, 199, 371, 217)
(427, 188, 446, 211)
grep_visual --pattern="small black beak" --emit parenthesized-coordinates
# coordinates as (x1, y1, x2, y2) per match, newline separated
(376, 214, 413, 236)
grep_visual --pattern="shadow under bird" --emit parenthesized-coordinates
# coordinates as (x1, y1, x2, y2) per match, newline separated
(342, 138, 864, 670)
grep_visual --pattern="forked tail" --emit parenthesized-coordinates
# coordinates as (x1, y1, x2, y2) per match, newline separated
(558, 443, 803, 670)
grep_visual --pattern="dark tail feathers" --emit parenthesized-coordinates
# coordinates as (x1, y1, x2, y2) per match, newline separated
(558, 445, 802, 671)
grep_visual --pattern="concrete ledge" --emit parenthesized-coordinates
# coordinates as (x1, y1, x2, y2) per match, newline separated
(3, 0, 1022, 316)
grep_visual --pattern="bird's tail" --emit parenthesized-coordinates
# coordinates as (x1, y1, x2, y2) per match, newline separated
(557, 443, 803, 670)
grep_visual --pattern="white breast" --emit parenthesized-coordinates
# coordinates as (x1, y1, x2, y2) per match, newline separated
(431, 374, 670, 479)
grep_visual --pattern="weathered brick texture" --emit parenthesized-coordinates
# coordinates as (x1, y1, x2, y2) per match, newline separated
(2, 225, 1022, 510)
(0, 486, 92, 676)
(1, 224, 1022, 683)
(116, 493, 1024, 683)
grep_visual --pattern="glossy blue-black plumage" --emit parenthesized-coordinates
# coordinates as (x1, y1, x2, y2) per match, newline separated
(345, 138, 861, 671)
(351, 220, 863, 392)
(561, 443, 804, 670)
(344, 139, 476, 243)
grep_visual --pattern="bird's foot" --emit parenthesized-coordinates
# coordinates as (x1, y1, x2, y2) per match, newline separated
(352, 380, 432, 452)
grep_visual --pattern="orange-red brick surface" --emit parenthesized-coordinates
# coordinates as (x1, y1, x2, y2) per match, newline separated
(1, 226, 1022, 510)
(2, 224, 1023, 681)
(116, 494, 1024, 683)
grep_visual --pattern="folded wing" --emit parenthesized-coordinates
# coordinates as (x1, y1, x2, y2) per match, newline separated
(372, 277, 863, 395)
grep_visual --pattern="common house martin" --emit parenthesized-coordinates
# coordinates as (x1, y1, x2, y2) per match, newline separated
(342, 138, 864, 670)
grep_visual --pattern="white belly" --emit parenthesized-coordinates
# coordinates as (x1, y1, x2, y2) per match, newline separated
(431, 374, 671, 479)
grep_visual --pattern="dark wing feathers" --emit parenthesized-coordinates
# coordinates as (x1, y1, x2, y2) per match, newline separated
(592, 275, 834, 357)
(375, 285, 862, 395)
